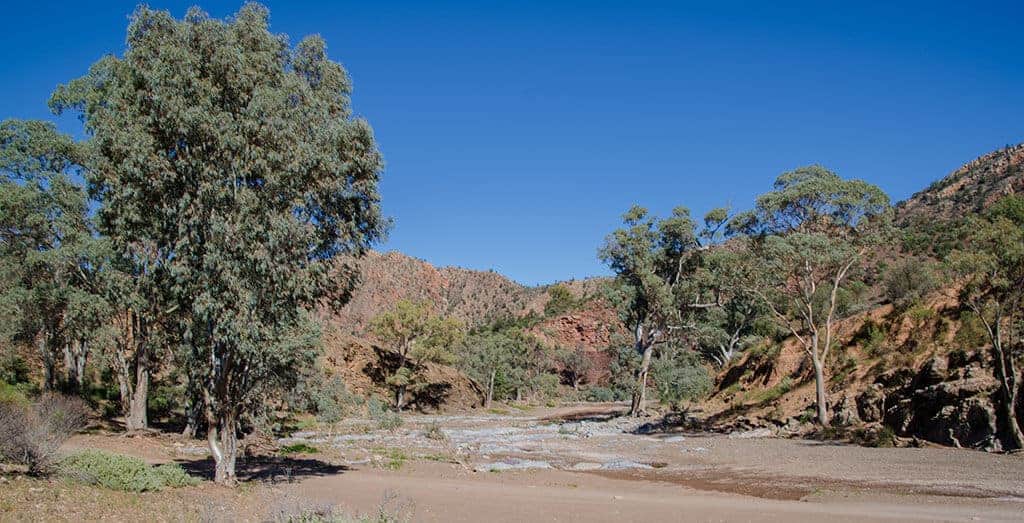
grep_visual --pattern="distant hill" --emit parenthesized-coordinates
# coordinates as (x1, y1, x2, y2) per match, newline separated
(896, 143, 1024, 224)
(327, 250, 543, 334)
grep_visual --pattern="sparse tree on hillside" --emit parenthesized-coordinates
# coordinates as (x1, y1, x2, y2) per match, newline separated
(544, 284, 578, 316)
(0, 119, 109, 393)
(50, 5, 386, 483)
(599, 205, 728, 417)
(371, 299, 465, 411)
(947, 195, 1024, 449)
(732, 165, 891, 425)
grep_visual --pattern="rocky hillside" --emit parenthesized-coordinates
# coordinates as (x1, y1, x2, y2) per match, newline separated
(896, 143, 1024, 224)
(698, 142, 1024, 450)
(328, 251, 543, 334)
(316, 251, 624, 408)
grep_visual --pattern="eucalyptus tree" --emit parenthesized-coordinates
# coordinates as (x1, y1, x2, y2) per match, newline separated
(0, 119, 108, 392)
(947, 195, 1024, 449)
(461, 329, 523, 407)
(693, 246, 766, 367)
(599, 205, 727, 416)
(51, 5, 386, 483)
(731, 166, 891, 425)
(371, 299, 464, 410)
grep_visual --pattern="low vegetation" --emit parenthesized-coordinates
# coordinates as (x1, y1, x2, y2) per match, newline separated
(0, 393, 88, 474)
(58, 450, 198, 492)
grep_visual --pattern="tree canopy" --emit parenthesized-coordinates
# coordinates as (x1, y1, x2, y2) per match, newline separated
(48, 4, 387, 483)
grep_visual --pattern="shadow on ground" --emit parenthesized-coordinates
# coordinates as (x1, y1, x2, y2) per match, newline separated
(178, 456, 350, 483)
(540, 405, 628, 423)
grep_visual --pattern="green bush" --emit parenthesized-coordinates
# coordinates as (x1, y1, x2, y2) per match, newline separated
(0, 381, 30, 406)
(0, 354, 31, 385)
(651, 350, 712, 410)
(368, 398, 403, 432)
(854, 320, 888, 357)
(58, 450, 199, 492)
(953, 311, 988, 349)
(584, 386, 617, 402)
(883, 258, 938, 311)
(280, 443, 320, 455)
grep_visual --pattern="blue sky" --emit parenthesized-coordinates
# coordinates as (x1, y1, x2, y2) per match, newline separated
(2, 1, 1022, 285)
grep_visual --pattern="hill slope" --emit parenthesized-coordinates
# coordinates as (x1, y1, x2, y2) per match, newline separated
(897, 143, 1024, 224)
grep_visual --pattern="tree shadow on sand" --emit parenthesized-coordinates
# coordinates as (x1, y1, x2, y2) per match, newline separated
(540, 405, 629, 423)
(178, 456, 350, 484)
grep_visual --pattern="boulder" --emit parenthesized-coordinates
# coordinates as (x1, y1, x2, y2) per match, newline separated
(914, 356, 948, 387)
(856, 385, 885, 423)
(920, 397, 1001, 451)
(831, 394, 861, 426)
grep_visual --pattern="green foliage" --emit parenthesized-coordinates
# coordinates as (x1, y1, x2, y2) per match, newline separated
(883, 257, 939, 311)
(732, 165, 892, 424)
(583, 386, 622, 402)
(368, 398, 403, 431)
(460, 329, 556, 403)
(557, 345, 592, 388)
(543, 284, 579, 316)
(0, 353, 31, 386)
(372, 448, 408, 471)
(288, 374, 363, 425)
(606, 343, 642, 400)
(49, 3, 387, 480)
(849, 425, 897, 448)
(945, 195, 1024, 446)
(0, 119, 110, 391)
(854, 320, 889, 357)
(58, 450, 199, 492)
(280, 443, 319, 455)
(371, 299, 465, 409)
(953, 311, 988, 348)
(650, 348, 712, 410)
(0, 381, 30, 406)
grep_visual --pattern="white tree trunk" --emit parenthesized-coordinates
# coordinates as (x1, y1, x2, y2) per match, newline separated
(812, 355, 829, 426)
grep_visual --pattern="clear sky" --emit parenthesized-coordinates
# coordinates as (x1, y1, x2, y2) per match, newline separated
(1, 1, 1021, 285)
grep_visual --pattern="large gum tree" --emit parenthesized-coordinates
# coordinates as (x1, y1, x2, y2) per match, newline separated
(600, 205, 727, 417)
(732, 166, 890, 425)
(53, 5, 386, 483)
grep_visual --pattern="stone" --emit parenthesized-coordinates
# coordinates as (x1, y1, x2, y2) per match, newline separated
(915, 356, 948, 387)
(831, 394, 861, 427)
(727, 427, 774, 439)
(856, 385, 885, 423)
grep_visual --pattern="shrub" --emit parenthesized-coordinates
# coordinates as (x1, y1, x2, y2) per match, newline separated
(280, 443, 320, 455)
(368, 398, 403, 432)
(0, 354, 31, 385)
(58, 450, 199, 492)
(850, 425, 896, 448)
(854, 320, 888, 357)
(543, 284, 579, 317)
(584, 386, 617, 402)
(650, 349, 712, 410)
(953, 311, 988, 349)
(0, 393, 88, 474)
(423, 422, 447, 441)
(0, 381, 30, 406)
(883, 258, 938, 311)
(312, 376, 362, 424)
